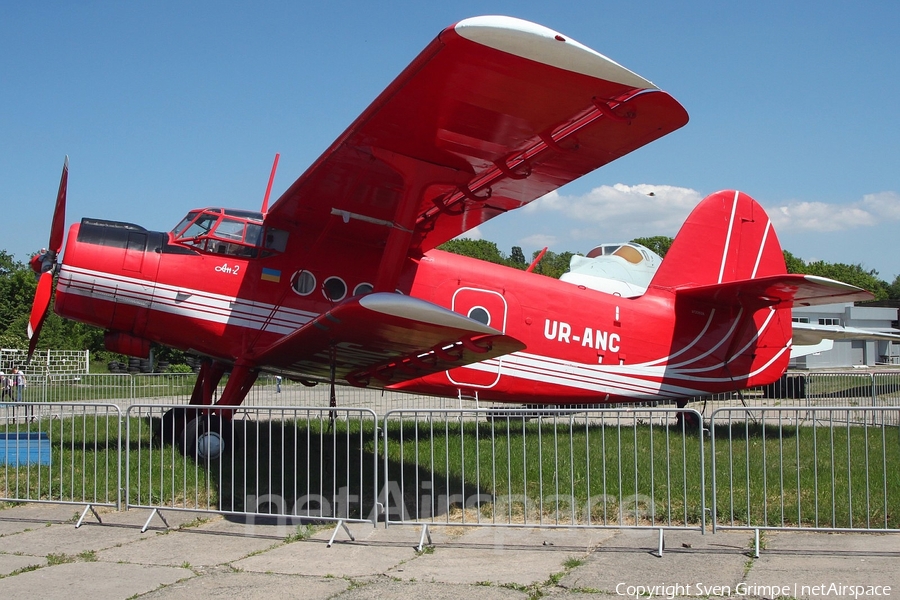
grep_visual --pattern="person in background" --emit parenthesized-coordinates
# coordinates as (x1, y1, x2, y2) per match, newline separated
(0, 371, 9, 400)
(12, 367, 26, 402)
(11, 367, 32, 421)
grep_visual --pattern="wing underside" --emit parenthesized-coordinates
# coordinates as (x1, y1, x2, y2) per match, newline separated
(250, 293, 526, 388)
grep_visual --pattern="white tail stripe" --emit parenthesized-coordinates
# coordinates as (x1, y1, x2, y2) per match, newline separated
(717, 190, 740, 284)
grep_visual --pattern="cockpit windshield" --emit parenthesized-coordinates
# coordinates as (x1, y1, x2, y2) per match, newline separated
(170, 208, 287, 259)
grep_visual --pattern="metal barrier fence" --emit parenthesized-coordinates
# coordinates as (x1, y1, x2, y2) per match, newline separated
(19, 370, 900, 416)
(1, 402, 121, 513)
(710, 406, 900, 533)
(124, 404, 380, 535)
(23, 372, 474, 412)
(4, 390, 900, 542)
(380, 408, 706, 537)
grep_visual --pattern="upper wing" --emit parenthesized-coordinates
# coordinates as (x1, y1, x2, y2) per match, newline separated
(676, 274, 875, 307)
(266, 16, 688, 291)
(250, 292, 526, 388)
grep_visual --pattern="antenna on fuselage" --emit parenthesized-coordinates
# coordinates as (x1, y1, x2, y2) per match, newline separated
(260, 153, 280, 215)
(526, 247, 548, 273)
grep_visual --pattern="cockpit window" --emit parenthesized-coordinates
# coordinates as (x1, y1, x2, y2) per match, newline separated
(171, 211, 200, 237)
(181, 214, 218, 240)
(612, 245, 643, 264)
(216, 218, 246, 241)
(170, 208, 285, 259)
(264, 228, 288, 253)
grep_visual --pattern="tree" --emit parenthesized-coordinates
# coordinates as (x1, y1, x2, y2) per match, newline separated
(803, 261, 888, 300)
(781, 250, 888, 300)
(437, 239, 508, 265)
(0, 249, 107, 353)
(888, 275, 900, 300)
(509, 246, 527, 269)
(630, 236, 673, 258)
(782, 250, 805, 274)
(530, 249, 575, 279)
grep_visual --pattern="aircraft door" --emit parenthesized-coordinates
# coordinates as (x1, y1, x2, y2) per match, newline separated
(446, 287, 508, 389)
(111, 231, 162, 338)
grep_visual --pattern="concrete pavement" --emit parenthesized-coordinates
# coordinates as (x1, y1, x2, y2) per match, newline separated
(0, 503, 898, 599)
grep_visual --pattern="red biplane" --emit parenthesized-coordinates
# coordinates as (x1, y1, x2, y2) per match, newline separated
(28, 16, 870, 453)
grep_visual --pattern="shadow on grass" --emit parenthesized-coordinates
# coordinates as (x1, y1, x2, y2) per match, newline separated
(200, 418, 487, 524)
(710, 421, 800, 440)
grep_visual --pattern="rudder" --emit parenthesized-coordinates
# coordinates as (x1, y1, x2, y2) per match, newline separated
(648, 190, 786, 292)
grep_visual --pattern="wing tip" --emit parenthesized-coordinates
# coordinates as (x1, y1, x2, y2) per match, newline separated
(450, 16, 658, 90)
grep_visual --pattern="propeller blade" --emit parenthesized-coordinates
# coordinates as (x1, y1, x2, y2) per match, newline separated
(49, 156, 68, 254)
(27, 271, 54, 361)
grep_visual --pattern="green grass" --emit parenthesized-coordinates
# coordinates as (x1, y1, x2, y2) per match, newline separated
(3, 414, 898, 530)
(711, 421, 900, 528)
(381, 418, 705, 526)
(1, 415, 218, 509)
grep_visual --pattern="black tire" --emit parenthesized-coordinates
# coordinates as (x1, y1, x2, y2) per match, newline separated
(159, 406, 196, 445)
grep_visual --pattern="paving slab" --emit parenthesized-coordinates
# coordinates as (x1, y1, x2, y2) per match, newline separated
(746, 532, 900, 599)
(558, 529, 751, 595)
(393, 544, 574, 587)
(332, 579, 530, 599)
(95, 506, 220, 530)
(140, 570, 349, 599)
(0, 518, 155, 556)
(434, 525, 616, 551)
(0, 553, 44, 576)
(233, 525, 418, 577)
(0, 503, 84, 536)
(392, 525, 612, 587)
(0, 561, 193, 600)
(98, 517, 283, 567)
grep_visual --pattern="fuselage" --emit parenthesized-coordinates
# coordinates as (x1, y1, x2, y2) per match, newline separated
(55, 213, 792, 405)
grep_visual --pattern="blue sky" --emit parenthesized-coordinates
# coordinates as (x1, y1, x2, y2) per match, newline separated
(3, 1, 898, 279)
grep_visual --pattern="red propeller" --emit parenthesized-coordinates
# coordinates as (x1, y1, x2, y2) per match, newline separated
(27, 157, 68, 362)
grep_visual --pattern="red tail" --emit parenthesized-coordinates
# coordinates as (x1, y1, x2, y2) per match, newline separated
(649, 190, 786, 291)
(646, 190, 792, 389)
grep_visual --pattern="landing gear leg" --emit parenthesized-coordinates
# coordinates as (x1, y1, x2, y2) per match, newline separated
(159, 359, 226, 446)
(182, 361, 258, 460)
(163, 359, 258, 460)
(675, 399, 701, 430)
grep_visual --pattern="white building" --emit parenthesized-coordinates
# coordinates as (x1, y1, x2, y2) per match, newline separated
(790, 303, 900, 369)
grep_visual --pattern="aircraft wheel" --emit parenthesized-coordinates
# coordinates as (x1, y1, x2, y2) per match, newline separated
(181, 414, 232, 461)
(159, 407, 196, 445)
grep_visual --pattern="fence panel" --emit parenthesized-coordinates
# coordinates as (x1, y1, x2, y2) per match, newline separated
(381, 408, 705, 531)
(710, 406, 900, 533)
(1, 402, 121, 509)
(124, 404, 380, 525)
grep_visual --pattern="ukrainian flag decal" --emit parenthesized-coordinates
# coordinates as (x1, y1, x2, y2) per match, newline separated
(261, 267, 281, 283)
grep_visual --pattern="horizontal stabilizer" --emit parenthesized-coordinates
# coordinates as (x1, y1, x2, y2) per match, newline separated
(675, 274, 873, 307)
(792, 321, 900, 346)
(251, 293, 525, 387)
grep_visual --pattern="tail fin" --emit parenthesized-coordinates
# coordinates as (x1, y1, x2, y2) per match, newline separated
(649, 190, 786, 292)
(648, 190, 873, 306)
(643, 190, 871, 391)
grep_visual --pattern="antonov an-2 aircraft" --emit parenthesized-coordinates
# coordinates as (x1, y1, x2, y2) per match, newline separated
(27, 16, 873, 455)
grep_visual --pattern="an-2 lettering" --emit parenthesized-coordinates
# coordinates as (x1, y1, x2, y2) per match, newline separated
(214, 263, 240, 275)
